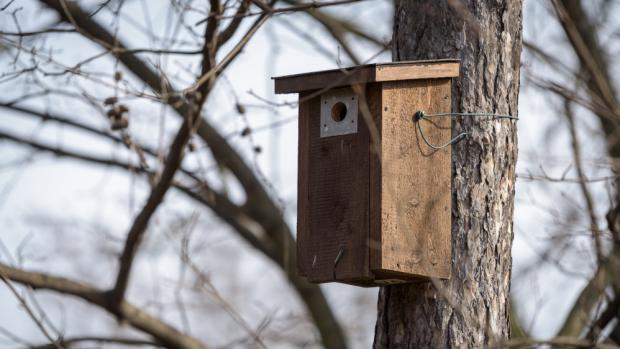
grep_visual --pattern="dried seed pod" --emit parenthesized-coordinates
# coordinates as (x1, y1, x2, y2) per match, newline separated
(114, 71, 123, 81)
(106, 108, 118, 118)
(104, 96, 118, 105)
(240, 127, 251, 137)
(253, 146, 262, 154)
(110, 115, 129, 130)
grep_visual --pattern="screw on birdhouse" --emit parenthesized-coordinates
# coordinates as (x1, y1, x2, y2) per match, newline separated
(333, 245, 345, 278)
(414, 110, 467, 149)
(413, 110, 425, 121)
(334, 245, 345, 267)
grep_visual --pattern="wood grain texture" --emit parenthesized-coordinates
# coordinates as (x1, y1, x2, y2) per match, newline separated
(274, 60, 459, 94)
(375, 63, 459, 84)
(374, 79, 452, 279)
(298, 80, 453, 285)
(297, 91, 312, 277)
(369, 83, 384, 280)
(297, 87, 371, 283)
(374, 0, 522, 348)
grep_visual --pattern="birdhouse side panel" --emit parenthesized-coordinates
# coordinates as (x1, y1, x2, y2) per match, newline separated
(297, 88, 372, 283)
(373, 79, 452, 279)
(297, 91, 312, 277)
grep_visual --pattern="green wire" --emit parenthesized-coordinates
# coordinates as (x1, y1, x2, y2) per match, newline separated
(414, 110, 518, 149)
(416, 122, 467, 150)
(422, 111, 518, 120)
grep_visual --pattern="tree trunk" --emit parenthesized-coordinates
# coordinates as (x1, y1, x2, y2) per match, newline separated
(374, 1, 523, 348)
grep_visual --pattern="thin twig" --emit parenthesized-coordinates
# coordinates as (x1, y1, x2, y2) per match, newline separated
(0, 274, 63, 349)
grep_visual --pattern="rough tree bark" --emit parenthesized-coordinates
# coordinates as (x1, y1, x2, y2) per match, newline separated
(374, 1, 523, 348)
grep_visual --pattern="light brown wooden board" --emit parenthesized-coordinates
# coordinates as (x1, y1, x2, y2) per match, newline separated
(371, 79, 452, 279)
(297, 87, 372, 283)
(274, 60, 459, 94)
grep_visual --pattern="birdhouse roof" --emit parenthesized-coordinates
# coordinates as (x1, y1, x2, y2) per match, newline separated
(273, 59, 460, 94)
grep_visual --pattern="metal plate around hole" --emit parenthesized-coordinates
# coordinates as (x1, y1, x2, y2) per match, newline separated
(320, 88, 358, 138)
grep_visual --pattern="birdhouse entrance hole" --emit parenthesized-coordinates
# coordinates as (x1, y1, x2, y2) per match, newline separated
(319, 88, 358, 138)
(331, 102, 347, 122)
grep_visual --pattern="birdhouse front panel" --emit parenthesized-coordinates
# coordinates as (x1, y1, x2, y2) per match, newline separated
(297, 85, 379, 283)
(274, 60, 459, 286)
(370, 79, 452, 281)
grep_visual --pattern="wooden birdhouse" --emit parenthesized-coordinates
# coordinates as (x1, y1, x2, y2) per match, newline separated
(274, 59, 460, 286)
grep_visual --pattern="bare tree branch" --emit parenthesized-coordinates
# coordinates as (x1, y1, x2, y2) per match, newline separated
(195, 0, 366, 25)
(108, 0, 224, 311)
(110, 112, 198, 311)
(565, 100, 604, 263)
(29, 336, 163, 349)
(217, 0, 251, 47)
(551, 0, 620, 339)
(0, 276, 63, 349)
(0, 263, 209, 349)
(187, 13, 271, 94)
(0, 127, 277, 262)
(587, 295, 620, 341)
(281, 0, 387, 48)
(34, 1, 349, 347)
(558, 265, 609, 337)
(552, 0, 620, 193)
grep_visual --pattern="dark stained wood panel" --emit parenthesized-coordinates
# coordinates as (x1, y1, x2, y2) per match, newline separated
(297, 91, 312, 277)
(368, 83, 383, 277)
(297, 87, 372, 283)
